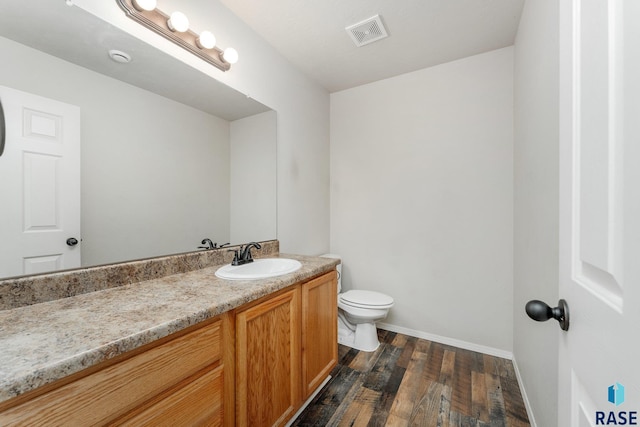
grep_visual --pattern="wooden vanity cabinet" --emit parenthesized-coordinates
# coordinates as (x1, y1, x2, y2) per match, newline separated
(0, 269, 338, 427)
(0, 315, 230, 427)
(301, 271, 338, 399)
(235, 270, 338, 427)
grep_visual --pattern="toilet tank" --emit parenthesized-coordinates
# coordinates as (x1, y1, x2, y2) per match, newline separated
(320, 253, 342, 293)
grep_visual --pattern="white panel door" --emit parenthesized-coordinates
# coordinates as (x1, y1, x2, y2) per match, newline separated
(0, 86, 81, 278)
(558, 1, 640, 426)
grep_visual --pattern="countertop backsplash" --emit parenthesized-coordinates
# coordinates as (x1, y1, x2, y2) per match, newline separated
(0, 240, 279, 311)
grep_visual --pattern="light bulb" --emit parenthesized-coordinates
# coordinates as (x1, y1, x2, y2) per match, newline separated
(132, 0, 156, 11)
(197, 31, 216, 49)
(167, 11, 189, 32)
(223, 47, 239, 64)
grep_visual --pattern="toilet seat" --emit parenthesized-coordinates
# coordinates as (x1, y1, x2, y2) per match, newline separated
(339, 290, 394, 309)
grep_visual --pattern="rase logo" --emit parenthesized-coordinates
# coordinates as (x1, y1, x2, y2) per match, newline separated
(610, 383, 626, 407)
(596, 382, 637, 425)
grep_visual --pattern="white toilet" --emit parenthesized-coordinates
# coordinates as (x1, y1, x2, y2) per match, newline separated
(321, 254, 394, 352)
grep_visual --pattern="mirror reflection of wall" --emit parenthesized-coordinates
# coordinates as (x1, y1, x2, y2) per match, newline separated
(230, 111, 277, 244)
(0, 33, 276, 278)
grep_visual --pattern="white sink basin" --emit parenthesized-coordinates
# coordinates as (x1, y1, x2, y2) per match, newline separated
(215, 258, 302, 280)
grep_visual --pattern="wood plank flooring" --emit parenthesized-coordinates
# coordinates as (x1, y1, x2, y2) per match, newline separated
(291, 329, 530, 426)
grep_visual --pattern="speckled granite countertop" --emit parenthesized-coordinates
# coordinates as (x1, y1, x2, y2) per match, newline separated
(0, 253, 338, 404)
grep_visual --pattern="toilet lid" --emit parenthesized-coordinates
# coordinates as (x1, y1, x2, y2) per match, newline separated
(340, 290, 394, 308)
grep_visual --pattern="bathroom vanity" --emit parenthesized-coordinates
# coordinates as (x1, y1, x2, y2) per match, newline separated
(235, 271, 338, 425)
(0, 243, 338, 426)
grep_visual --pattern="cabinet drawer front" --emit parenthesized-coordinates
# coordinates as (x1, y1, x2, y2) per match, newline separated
(117, 365, 224, 427)
(0, 320, 222, 426)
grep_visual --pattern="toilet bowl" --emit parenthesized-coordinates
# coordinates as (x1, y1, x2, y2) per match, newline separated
(320, 254, 394, 352)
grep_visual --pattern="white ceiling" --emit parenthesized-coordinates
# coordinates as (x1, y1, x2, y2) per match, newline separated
(219, 0, 525, 92)
(1, 1, 525, 103)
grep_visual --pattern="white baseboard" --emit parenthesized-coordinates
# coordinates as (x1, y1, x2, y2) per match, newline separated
(511, 357, 537, 427)
(376, 322, 514, 360)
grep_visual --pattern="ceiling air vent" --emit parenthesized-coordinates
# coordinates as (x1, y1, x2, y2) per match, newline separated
(345, 15, 389, 47)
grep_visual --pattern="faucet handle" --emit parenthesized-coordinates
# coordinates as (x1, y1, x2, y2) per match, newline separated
(228, 249, 240, 266)
(216, 242, 230, 249)
(200, 238, 214, 250)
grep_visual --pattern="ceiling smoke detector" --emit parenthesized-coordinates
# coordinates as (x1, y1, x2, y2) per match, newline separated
(345, 15, 389, 47)
(108, 49, 132, 64)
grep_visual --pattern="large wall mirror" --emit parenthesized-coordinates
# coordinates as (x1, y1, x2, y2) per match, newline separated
(0, 1, 277, 280)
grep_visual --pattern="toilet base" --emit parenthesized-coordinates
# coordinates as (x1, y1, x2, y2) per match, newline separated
(337, 315, 380, 352)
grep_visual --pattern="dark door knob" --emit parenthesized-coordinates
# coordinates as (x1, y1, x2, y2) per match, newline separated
(525, 299, 569, 331)
(66, 237, 79, 246)
(0, 97, 5, 157)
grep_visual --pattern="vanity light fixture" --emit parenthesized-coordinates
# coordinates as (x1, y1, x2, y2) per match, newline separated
(116, 0, 237, 72)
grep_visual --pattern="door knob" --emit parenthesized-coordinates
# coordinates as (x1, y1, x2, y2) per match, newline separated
(66, 237, 79, 246)
(0, 97, 5, 157)
(525, 299, 569, 331)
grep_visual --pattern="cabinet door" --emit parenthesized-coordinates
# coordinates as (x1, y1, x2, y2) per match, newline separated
(236, 287, 301, 427)
(301, 271, 338, 398)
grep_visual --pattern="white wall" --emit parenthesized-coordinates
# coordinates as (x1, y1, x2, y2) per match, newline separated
(0, 36, 231, 266)
(513, 0, 559, 425)
(230, 110, 277, 243)
(74, 0, 331, 256)
(330, 48, 514, 352)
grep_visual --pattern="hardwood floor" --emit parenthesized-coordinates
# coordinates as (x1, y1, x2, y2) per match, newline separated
(291, 329, 530, 426)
